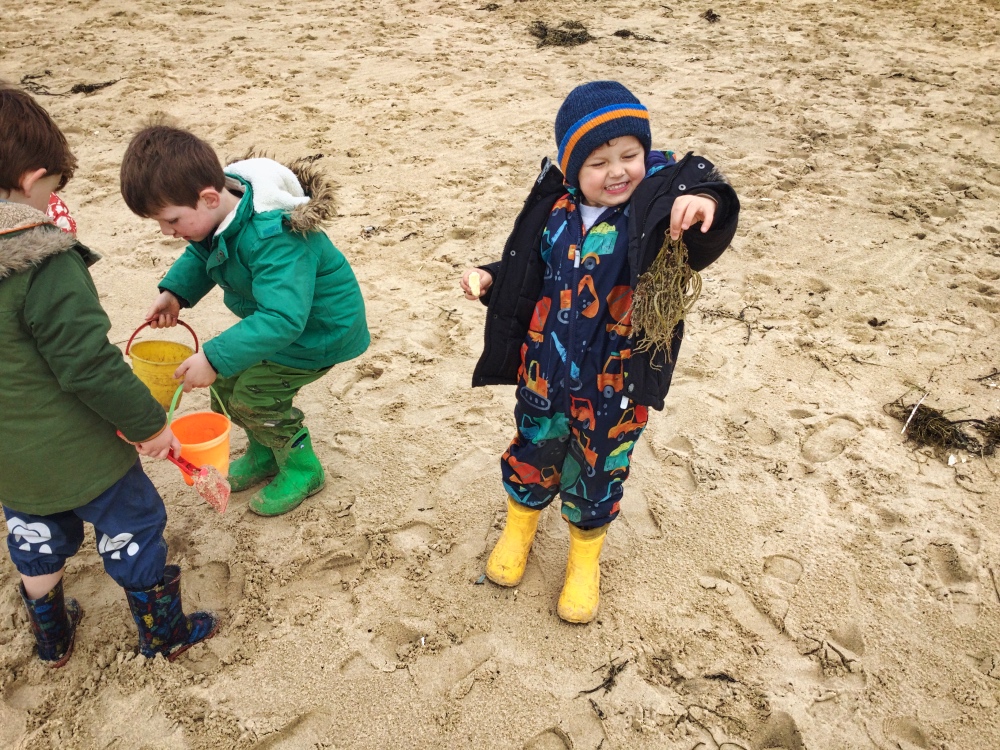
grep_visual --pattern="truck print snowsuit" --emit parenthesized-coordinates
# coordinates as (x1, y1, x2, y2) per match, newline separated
(475, 151, 740, 530)
(502, 185, 649, 529)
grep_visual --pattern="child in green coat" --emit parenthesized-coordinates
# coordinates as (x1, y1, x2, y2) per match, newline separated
(1, 84, 217, 666)
(121, 125, 370, 516)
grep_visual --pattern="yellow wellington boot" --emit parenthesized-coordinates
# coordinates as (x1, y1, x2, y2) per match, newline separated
(486, 499, 542, 587)
(557, 524, 609, 623)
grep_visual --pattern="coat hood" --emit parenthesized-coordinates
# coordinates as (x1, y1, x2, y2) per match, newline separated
(0, 202, 78, 280)
(225, 154, 337, 235)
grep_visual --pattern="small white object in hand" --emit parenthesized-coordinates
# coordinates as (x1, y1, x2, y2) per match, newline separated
(469, 271, 481, 297)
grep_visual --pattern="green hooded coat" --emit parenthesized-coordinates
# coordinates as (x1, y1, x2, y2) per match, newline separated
(157, 158, 369, 378)
(0, 202, 166, 514)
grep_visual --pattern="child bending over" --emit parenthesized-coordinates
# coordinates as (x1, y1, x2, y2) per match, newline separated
(121, 125, 370, 517)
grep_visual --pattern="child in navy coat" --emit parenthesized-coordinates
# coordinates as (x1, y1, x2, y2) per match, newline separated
(462, 81, 740, 622)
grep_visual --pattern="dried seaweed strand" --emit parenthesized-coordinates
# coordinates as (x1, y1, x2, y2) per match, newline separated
(883, 397, 986, 455)
(631, 235, 702, 362)
(901, 392, 928, 435)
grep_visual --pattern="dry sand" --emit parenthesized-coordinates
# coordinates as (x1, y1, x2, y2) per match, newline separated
(2, 0, 1000, 747)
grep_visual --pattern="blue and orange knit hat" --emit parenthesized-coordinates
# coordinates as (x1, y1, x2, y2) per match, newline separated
(555, 81, 651, 188)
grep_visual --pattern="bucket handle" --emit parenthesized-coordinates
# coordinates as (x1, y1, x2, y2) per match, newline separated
(167, 383, 231, 423)
(126, 320, 200, 356)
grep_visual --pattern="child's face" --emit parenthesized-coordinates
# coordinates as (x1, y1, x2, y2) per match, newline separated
(576, 136, 646, 208)
(150, 197, 219, 243)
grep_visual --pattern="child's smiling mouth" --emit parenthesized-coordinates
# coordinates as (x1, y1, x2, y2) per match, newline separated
(604, 181, 631, 193)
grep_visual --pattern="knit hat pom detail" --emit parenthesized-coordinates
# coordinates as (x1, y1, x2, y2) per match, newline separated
(555, 81, 652, 187)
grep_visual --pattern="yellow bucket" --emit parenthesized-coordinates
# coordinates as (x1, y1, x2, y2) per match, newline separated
(168, 385, 231, 486)
(126, 321, 199, 409)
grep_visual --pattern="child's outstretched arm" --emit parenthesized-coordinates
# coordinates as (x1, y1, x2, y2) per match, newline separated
(639, 156, 739, 272)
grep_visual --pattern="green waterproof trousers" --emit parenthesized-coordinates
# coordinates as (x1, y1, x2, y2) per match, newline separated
(211, 361, 330, 450)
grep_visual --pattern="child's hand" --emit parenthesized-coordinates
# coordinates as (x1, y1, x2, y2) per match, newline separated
(670, 195, 717, 240)
(146, 291, 181, 329)
(136, 425, 182, 460)
(461, 268, 493, 300)
(174, 351, 217, 393)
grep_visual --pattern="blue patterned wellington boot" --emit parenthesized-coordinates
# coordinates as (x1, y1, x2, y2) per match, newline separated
(19, 579, 83, 668)
(125, 565, 218, 662)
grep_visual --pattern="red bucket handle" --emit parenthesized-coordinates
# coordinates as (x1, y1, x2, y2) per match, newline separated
(125, 320, 199, 355)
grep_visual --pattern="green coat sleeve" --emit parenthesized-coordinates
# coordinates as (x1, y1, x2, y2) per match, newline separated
(203, 232, 318, 376)
(23, 250, 167, 443)
(159, 243, 217, 307)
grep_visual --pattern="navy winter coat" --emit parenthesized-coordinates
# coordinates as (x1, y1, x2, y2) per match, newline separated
(472, 152, 740, 409)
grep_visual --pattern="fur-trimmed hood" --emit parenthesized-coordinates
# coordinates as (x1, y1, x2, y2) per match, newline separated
(224, 155, 337, 235)
(0, 202, 78, 280)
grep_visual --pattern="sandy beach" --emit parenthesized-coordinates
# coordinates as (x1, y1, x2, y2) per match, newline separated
(2, 0, 999, 747)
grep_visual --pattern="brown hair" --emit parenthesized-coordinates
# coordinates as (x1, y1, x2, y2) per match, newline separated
(0, 82, 77, 193)
(120, 123, 225, 216)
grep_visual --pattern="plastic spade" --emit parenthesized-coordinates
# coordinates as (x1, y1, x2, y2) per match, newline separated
(166, 451, 230, 514)
(117, 431, 229, 513)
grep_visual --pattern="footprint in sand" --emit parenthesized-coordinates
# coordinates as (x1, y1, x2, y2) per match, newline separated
(824, 621, 866, 674)
(523, 726, 573, 750)
(698, 569, 778, 638)
(678, 349, 728, 380)
(407, 636, 497, 700)
(750, 710, 805, 750)
(620, 485, 662, 540)
(352, 619, 429, 673)
(186, 560, 239, 607)
(760, 554, 804, 625)
(800, 416, 862, 463)
(438, 448, 495, 497)
(977, 652, 1000, 680)
(866, 716, 931, 750)
(391, 520, 439, 555)
(249, 709, 336, 749)
(643, 434, 700, 493)
(729, 408, 780, 446)
(923, 539, 982, 625)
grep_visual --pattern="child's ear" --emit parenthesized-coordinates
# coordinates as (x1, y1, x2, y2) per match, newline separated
(199, 187, 222, 210)
(18, 168, 49, 197)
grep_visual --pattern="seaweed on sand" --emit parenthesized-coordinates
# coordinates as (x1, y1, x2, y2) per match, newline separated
(529, 20, 594, 47)
(883, 397, 998, 455)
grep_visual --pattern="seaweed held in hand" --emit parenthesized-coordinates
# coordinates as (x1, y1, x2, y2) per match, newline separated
(631, 235, 702, 362)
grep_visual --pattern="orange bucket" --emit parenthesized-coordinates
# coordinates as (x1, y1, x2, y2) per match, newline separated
(126, 321, 200, 409)
(168, 385, 231, 486)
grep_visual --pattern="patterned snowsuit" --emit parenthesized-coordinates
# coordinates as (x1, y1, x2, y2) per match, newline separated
(502, 192, 649, 529)
(478, 151, 740, 530)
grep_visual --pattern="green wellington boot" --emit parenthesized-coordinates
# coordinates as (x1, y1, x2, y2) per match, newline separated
(249, 428, 325, 516)
(228, 431, 278, 492)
